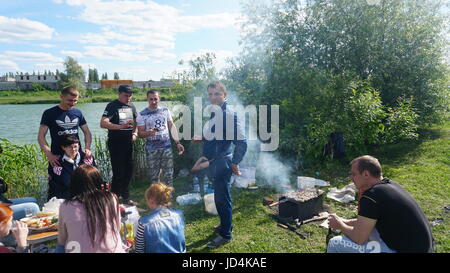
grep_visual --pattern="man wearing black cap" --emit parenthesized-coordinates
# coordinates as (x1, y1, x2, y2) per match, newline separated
(100, 85, 138, 206)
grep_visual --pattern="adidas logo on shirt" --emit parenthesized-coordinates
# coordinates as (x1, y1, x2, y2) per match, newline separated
(56, 116, 79, 130)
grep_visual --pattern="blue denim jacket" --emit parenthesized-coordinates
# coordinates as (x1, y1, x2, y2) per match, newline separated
(137, 207, 186, 253)
(202, 102, 247, 165)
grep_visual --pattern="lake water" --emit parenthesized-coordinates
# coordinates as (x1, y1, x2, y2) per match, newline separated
(0, 101, 174, 146)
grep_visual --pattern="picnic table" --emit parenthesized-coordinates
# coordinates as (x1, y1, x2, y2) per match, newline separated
(27, 231, 58, 252)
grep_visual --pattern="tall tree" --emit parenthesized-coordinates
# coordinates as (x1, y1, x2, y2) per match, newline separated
(114, 72, 119, 80)
(93, 69, 99, 82)
(238, 0, 449, 124)
(88, 68, 93, 83)
(58, 56, 86, 94)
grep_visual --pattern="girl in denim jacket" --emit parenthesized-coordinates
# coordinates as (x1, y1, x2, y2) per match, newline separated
(135, 182, 186, 253)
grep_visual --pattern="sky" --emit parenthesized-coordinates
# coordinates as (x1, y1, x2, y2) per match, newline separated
(0, 0, 245, 81)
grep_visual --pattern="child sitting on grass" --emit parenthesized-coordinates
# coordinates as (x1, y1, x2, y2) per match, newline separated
(134, 182, 186, 253)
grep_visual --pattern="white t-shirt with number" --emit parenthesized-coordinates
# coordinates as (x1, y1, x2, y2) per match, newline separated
(136, 107, 173, 150)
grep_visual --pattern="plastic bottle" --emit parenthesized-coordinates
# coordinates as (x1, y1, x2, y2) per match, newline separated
(203, 176, 208, 193)
(176, 193, 202, 206)
(192, 176, 200, 193)
(204, 176, 214, 194)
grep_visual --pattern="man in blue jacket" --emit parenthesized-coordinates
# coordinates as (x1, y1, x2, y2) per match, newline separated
(193, 81, 247, 248)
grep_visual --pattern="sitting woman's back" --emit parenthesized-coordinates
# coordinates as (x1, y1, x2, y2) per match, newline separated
(135, 183, 186, 253)
(57, 165, 125, 253)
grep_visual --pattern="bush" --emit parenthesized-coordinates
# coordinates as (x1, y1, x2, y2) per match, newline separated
(31, 83, 47, 92)
(278, 71, 420, 162)
(383, 97, 419, 144)
(0, 139, 48, 204)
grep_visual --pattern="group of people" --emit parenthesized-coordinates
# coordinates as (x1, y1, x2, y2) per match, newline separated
(0, 81, 435, 253)
(1, 81, 247, 252)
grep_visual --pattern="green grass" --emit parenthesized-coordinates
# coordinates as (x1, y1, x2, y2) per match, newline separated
(0, 88, 186, 104)
(129, 120, 450, 253)
(0, 90, 60, 104)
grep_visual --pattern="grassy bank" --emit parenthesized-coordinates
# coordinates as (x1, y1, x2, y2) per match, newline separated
(0, 88, 186, 104)
(128, 121, 449, 253)
(1, 120, 448, 252)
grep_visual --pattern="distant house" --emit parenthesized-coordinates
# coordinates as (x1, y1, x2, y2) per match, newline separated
(0, 76, 15, 91)
(85, 82, 101, 90)
(0, 76, 17, 91)
(100, 79, 175, 90)
(15, 74, 59, 90)
(100, 80, 133, 89)
(132, 81, 150, 89)
(148, 78, 174, 88)
(0, 73, 178, 91)
(0, 76, 15, 82)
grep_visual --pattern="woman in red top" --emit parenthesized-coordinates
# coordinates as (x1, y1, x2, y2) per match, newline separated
(0, 203, 30, 253)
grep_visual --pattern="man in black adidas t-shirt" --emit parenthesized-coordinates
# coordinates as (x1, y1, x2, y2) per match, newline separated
(38, 86, 93, 200)
(100, 85, 138, 206)
(327, 155, 434, 253)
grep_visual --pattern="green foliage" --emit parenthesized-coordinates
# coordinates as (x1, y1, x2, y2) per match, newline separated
(243, 0, 449, 124)
(383, 97, 419, 144)
(93, 137, 112, 182)
(88, 68, 100, 83)
(278, 72, 388, 159)
(58, 56, 86, 95)
(0, 86, 189, 105)
(176, 52, 217, 84)
(225, 0, 449, 162)
(0, 139, 47, 204)
(31, 82, 46, 92)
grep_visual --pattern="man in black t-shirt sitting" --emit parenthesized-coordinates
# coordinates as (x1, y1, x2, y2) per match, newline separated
(327, 155, 434, 253)
(100, 85, 138, 206)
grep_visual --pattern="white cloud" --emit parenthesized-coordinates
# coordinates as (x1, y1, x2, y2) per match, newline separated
(35, 63, 64, 72)
(81, 31, 175, 49)
(82, 44, 176, 62)
(180, 49, 235, 71)
(60, 50, 84, 59)
(52, 0, 92, 5)
(79, 62, 97, 72)
(39, 43, 56, 48)
(0, 16, 55, 43)
(105, 66, 152, 80)
(0, 51, 63, 63)
(80, 32, 109, 45)
(177, 13, 241, 32)
(53, 0, 241, 63)
(0, 60, 20, 71)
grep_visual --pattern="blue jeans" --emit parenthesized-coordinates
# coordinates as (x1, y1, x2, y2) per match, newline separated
(327, 229, 396, 253)
(211, 158, 233, 240)
(10, 197, 40, 220)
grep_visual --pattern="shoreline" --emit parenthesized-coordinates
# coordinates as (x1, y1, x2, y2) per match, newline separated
(0, 89, 185, 105)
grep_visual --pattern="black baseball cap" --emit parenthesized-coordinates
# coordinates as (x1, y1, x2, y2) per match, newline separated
(118, 85, 133, 94)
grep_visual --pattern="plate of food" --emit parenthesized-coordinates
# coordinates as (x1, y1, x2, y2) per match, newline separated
(21, 216, 58, 232)
(36, 211, 57, 218)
